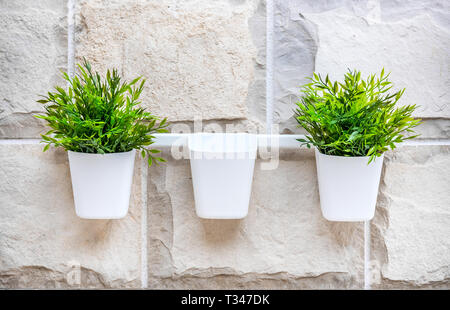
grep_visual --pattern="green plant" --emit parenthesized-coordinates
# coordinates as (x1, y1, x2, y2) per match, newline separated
(35, 58, 169, 166)
(295, 69, 421, 163)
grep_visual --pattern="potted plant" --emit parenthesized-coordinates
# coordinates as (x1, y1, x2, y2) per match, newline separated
(35, 59, 168, 219)
(188, 133, 257, 219)
(295, 69, 421, 221)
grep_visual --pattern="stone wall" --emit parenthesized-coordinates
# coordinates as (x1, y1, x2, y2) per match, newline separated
(0, 0, 449, 289)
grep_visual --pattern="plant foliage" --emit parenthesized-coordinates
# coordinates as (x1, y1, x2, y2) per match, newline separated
(294, 69, 421, 163)
(35, 58, 168, 166)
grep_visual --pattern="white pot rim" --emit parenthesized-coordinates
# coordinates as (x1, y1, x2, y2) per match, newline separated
(315, 147, 384, 160)
(67, 149, 136, 156)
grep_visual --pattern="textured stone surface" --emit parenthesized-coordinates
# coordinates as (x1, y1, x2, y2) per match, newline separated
(412, 119, 450, 140)
(0, 0, 67, 138)
(273, 1, 318, 133)
(147, 148, 364, 289)
(0, 144, 142, 288)
(288, 0, 450, 28)
(371, 146, 450, 288)
(76, 0, 258, 123)
(247, 0, 267, 128)
(306, 12, 450, 118)
(1, 0, 449, 290)
(379, 0, 450, 28)
(276, 0, 450, 133)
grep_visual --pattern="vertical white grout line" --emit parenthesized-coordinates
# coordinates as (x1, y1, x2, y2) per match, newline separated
(141, 159, 148, 289)
(67, 0, 75, 79)
(266, 0, 274, 134)
(364, 220, 371, 290)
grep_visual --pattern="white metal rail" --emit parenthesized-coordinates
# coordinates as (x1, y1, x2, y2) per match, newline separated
(150, 134, 306, 149)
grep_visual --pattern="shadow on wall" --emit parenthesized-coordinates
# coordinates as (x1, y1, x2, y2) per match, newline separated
(201, 219, 242, 245)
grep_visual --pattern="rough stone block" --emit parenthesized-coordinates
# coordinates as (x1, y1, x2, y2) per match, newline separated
(371, 146, 450, 288)
(76, 0, 259, 123)
(147, 148, 363, 289)
(0, 0, 67, 138)
(247, 0, 267, 128)
(0, 144, 142, 288)
(306, 12, 450, 118)
(412, 119, 450, 140)
(273, 1, 318, 133)
(277, 0, 450, 133)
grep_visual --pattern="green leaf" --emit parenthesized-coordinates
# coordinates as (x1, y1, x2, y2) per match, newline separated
(35, 58, 170, 167)
(294, 69, 421, 163)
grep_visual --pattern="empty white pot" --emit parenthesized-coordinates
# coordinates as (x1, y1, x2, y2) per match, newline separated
(315, 148, 384, 221)
(68, 149, 136, 219)
(188, 133, 257, 219)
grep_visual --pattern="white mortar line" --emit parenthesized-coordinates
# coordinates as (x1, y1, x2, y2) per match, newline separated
(364, 220, 371, 290)
(402, 139, 450, 145)
(67, 0, 75, 79)
(140, 158, 148, 288)
(266, 0, 274, 134)
(0, 139, 41, 144)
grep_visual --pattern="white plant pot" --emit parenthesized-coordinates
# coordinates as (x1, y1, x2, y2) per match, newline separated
(188, 133, 257, 219)
(315, 148, 384, 222)
(68, 149, 136, 219)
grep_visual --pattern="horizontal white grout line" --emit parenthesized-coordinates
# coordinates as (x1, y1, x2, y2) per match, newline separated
(0, 135, 449, 147)
(0, 139, 41, 144)
(401, 139, 450, 146)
